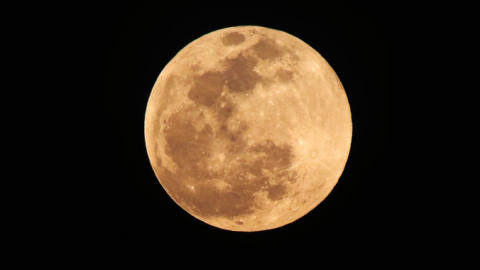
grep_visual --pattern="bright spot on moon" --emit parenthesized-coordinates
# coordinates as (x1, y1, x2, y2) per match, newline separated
(145, 26, 352, 231)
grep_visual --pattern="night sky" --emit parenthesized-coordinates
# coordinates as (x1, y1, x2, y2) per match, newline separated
(56, 1, 388, 267)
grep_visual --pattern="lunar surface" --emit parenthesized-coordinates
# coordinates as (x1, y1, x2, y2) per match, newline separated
(145, 26, 352, 231)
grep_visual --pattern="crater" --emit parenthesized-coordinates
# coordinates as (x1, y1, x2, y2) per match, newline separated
(221, 32, 246, 46)
(224, 53, 262, 94)
(188, 71, 225, 107)
(250, 38, 285, 60)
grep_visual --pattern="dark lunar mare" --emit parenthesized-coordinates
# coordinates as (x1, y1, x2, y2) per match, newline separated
(159, 37, 299, 220)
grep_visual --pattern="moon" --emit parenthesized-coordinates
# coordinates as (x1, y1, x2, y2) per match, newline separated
(145, 26, 352, 231)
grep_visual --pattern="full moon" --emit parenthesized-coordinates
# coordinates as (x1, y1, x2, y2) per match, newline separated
(145, 26, 352, 231)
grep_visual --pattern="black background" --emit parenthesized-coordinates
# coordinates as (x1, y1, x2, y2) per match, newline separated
(56, 1, 388, 268)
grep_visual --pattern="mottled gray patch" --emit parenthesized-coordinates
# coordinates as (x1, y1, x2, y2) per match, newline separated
(224, 53, 262, 94)
(154, 143, 163, 168)
(275, 69, 294, 83)
(160, 102, 296, 219)
(217, 120, 248, 154)
(251, 140, 294, 172)
(154, 74, 177, 136)
(188, 71, 225, 106)
(190, 186, 255, 219)
(267, 184, 288, 201)
(250, 38, 285, 60)
(286, 171, 298, 183)
(214, 96, 235, 123)
(221, 32, 246, 46)
(284, 46, 300, 62)
(162, 104, 257, 219)
(163, 106, 213, 174)
(249, 140, 296, 201)
(165, 74, 176, 92)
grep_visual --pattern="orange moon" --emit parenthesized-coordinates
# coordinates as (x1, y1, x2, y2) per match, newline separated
(145, 26, 352, 231)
